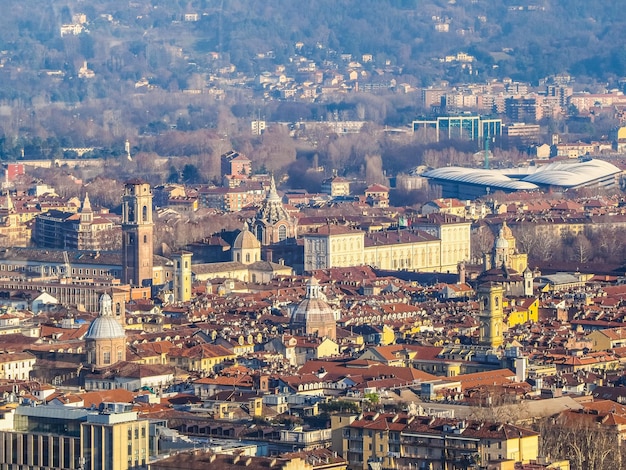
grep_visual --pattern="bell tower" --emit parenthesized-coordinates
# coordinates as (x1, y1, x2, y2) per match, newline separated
(477, 283, 504, 348)
(122, 180, 154, 287)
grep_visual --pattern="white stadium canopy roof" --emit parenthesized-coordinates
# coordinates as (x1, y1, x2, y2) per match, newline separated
(423, 158, 621, 190)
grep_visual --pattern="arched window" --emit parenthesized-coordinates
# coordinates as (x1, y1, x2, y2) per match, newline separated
(142, 205, 148, 222)
(278, 225, 287, 241)
(245, 253, 250, 263)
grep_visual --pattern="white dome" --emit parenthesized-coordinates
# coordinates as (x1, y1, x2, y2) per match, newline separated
(85, 316, 125, 340)
(495, 233, 509, 249)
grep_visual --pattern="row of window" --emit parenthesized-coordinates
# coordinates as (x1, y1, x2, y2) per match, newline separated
(127, 426, 147, 441)
(0, 362, 32, 370)
(0, 264, 116, 277)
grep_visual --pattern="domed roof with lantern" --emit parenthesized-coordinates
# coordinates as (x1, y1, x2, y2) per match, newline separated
(233, 222, 261, 250)
(495, 228, 509, 249)
(290, 277, 336, 340)
(85, 293, 125, 340)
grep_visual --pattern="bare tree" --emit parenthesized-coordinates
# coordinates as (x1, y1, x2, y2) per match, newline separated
(511, 223, 538, 256)
(533, 232, 557, 261)
(364, 154, 386, 185)
(538, 417, 621, 470)
(588, 225, 623, 263)
(471, 224, 495, 264)
(571, 234, 592, 263)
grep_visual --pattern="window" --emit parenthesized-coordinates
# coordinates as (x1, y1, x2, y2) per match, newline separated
(103, 352, 111, 364)
(278, 225, 287, 241)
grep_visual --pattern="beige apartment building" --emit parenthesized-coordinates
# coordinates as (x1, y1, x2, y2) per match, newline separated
(303, 220, 466, 273)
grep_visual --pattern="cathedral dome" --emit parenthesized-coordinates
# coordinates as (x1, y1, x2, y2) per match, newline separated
(85, 315, 126, 340)
(495, 228, 509, 249)
(85, 293, 125, 340)
(233, 225, 261, 250)
(290, 277, 336, 338)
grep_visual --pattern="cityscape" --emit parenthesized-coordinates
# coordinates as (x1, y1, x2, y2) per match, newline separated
(1, 1, 626, 470)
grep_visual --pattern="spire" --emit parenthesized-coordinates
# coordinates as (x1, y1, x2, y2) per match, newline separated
(268, 174, 280, 202)
(80, 192, 94, 224)
(81, 192, 93, 213)
(256, 174, 290, 225)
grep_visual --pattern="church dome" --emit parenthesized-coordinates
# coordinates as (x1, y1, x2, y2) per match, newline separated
(233, 226, 261, 250)
(85, 293, 125, 340)
(495, 228, 509, 249)
(85, 315, 126, 340)
(290, 278, 335, 330)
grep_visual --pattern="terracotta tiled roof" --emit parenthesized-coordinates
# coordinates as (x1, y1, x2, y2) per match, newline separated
(77, 389, 135, 408)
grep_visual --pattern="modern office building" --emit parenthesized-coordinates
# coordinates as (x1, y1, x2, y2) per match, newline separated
(412, 115, 502, 142)
(0, 403, 151, 470)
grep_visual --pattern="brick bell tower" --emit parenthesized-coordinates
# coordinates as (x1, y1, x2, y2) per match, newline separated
(122, 179, 154, 287)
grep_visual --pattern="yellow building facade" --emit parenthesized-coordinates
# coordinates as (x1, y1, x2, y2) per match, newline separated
(505, 298, 539, 327)
(81, 408, 150, 470)
(478, 283, 504, 348)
